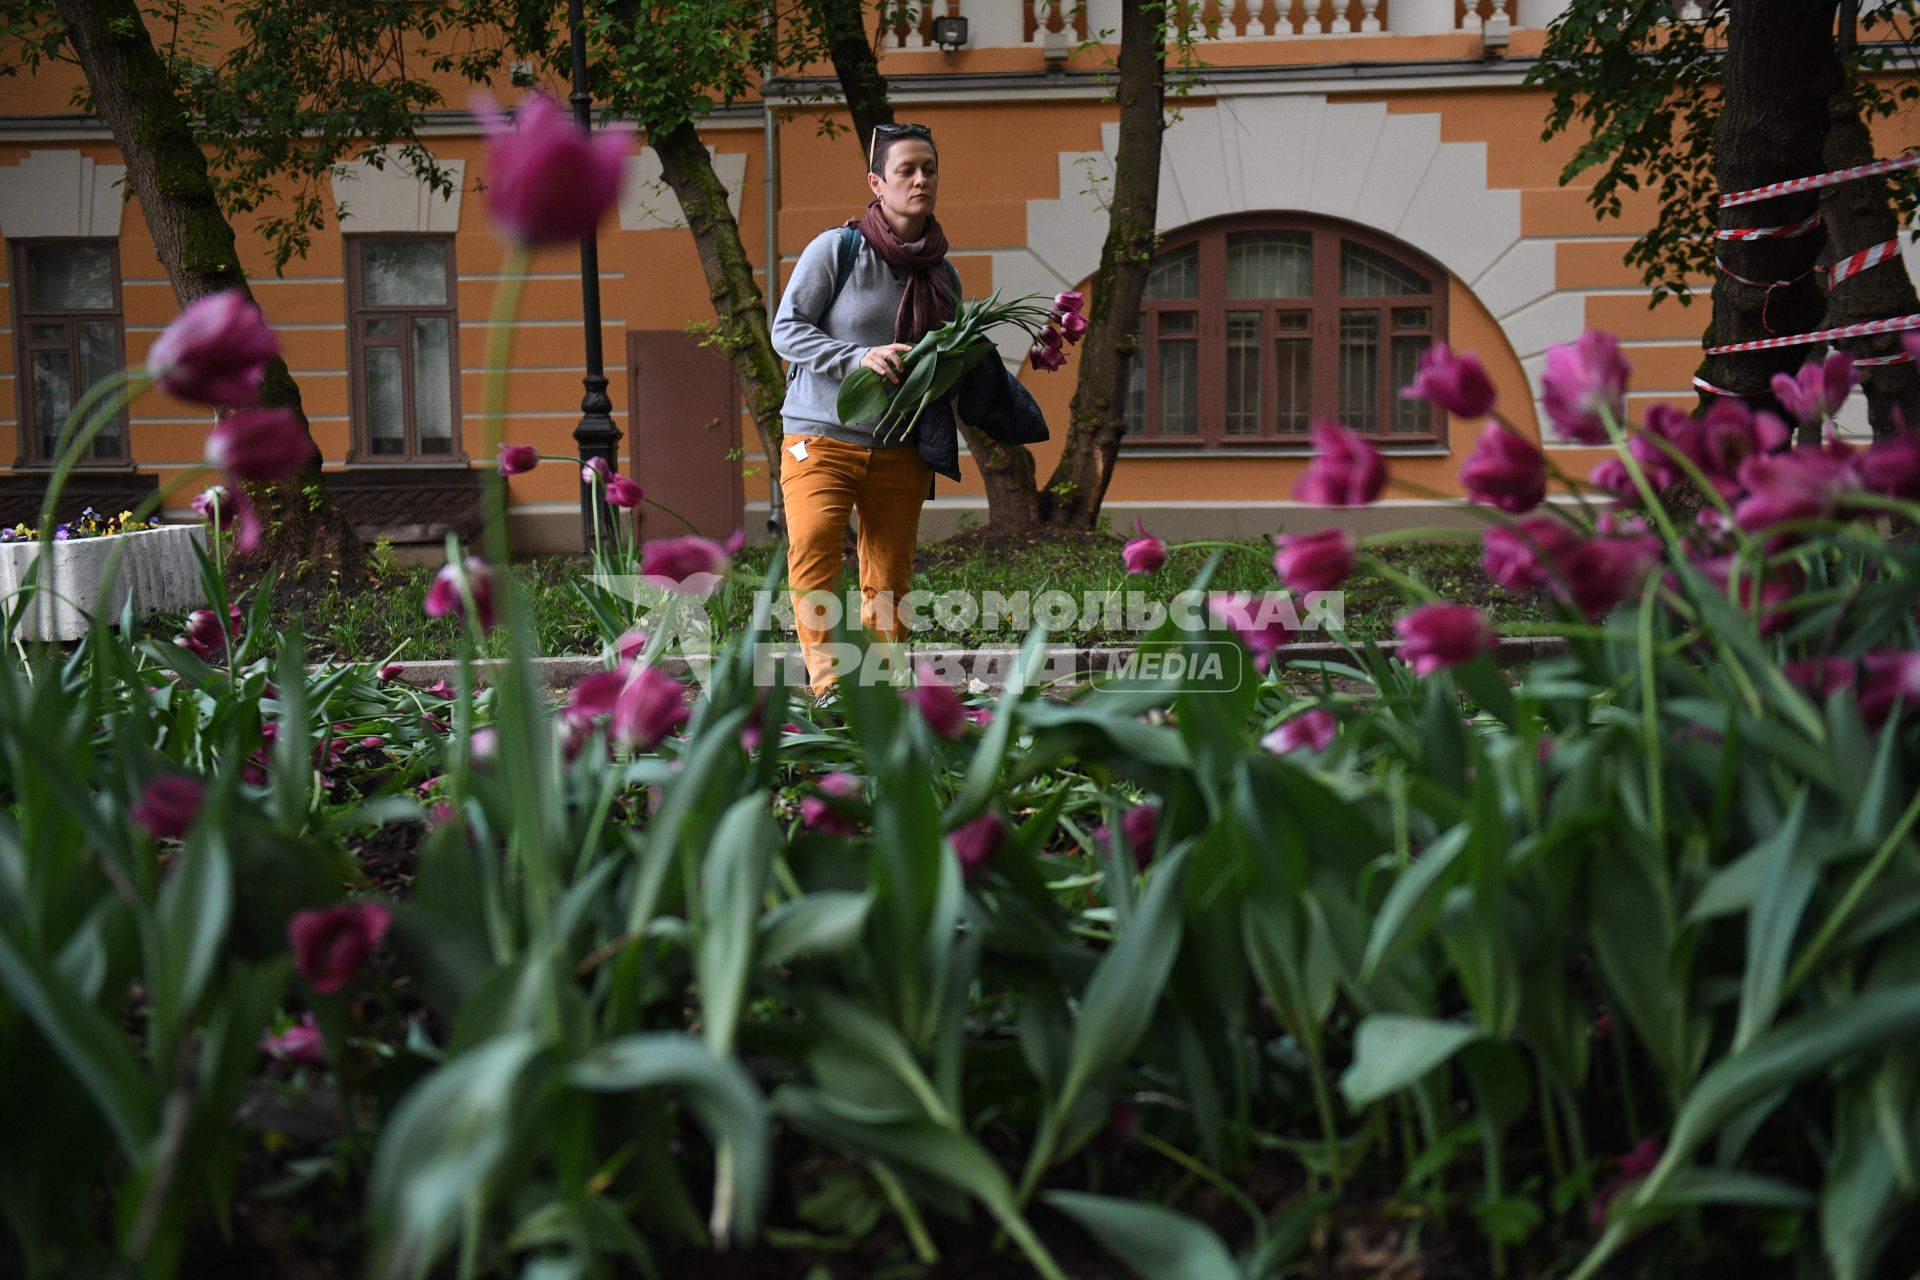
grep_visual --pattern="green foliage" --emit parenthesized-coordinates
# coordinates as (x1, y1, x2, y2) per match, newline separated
(1528, 2, 1920, 305)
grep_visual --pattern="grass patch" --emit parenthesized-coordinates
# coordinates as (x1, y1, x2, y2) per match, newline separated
(147, 530, 1550, 662)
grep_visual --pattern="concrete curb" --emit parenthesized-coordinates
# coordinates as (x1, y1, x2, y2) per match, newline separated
(350, 635, 1570, 693)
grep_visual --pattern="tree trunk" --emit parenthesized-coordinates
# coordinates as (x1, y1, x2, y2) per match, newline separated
(806, 0, 894, 157)
(1699, 0, 1840, 444)
(1041, 0, 1166, 529)
(647, 116, 788, 525)
(1819, 64, 1920, 438)
(54, 0, 361, 588)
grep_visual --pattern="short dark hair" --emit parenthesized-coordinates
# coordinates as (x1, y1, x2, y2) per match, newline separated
(868, 122, 935, 176)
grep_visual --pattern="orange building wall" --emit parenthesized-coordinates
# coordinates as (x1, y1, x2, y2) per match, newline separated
(6, 20, 1920, 546)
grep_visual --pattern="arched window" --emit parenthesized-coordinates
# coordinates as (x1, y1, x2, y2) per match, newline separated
(1123, 217, 1446, 446)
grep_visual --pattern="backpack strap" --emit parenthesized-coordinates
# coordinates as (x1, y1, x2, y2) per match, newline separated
(824, 225, 861, 316)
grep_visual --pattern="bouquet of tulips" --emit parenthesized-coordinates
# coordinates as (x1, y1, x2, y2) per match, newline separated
(838, 289, 1087, 444)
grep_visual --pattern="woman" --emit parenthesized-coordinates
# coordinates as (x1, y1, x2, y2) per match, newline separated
(771, 121, 956, 700)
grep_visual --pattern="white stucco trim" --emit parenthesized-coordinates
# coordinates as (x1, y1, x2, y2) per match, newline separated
(330, 148, 465, 233)
(619, 148, 747, 232)
(0, 149, 126, 239)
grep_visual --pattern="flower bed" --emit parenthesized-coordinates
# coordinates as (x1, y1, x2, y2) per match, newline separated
(0, 521, 205, 641)
(6, 96, 1920, 1280)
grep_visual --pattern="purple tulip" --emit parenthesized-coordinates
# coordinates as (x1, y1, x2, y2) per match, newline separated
(1770, 350, 1855, 426)
(1029, 342, 1067, 372)
(1092, 803, 1161, 869)
(259, 1013, 328, 1068)
(582, 456, 612, 484)
(132, 775, 205, 840)
(606, 473, 644, 508)
(1859, 650, 1920, 729)
(178, 608, 230, 662)
(424, 555, 498, 633)
(800, 771, 862, 835)
(1059, 310, 1090, 343)
(1591, 1139, 1663, 1233)
(1295, 420, 1386, 507)
(610, 665, 690, 750)
(1540, 331, 1631, 444)
(205, 407, 312, 484)
(1699, 401, 1791, 496)
(1401, 343, 1496, 419)
(476, 92, 632, 247)
(376, 663, 405, 684)
(191, 485, 236, 530)
(1122, 517, 1167, 574)
(148, 291, 279, 407)
(1783, 657, 1856, 699)
(1732, 447, 1856, 533)
(1054, 290, 1085, 315)
(1272, 528, 1356, 593)
(289, 902, 391, 994)
(1856, 430, 1920, 501)
(903, 661, 967, 738)
(949, 811, 1009, 879)
(1552, 536, 1660, 622)
(1261, 708, 1337, 754)
(498, 443, 540, 475)
(1460, 424, 1547, 513)
(640, 532, 739, 596)
(1207, 591, 1299, 673)
(1393, 603, 1496, 675)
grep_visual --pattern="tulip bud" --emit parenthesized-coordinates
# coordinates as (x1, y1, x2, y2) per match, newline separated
(148, 291, 279, 406)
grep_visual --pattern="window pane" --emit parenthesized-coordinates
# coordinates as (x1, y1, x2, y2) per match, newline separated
(26, 243, 114, 310)
(1227, 231, 1311, 298)
(411, 317, 454, 454)
(1225, 311, 1261, 435)
(1339, 310, 1380, 431)
(1276, 313, 1309, 333)
(28, 322, 67, 345)
(31, 349, 72, 458)
(1341, 242, 1429, 297)
(1393, 307, 1430, 331)
(79, 320, 123, 457)
(1275, 339, 1311, 436)
(1146, 243, 1199, 300)
(1158, 340, 1197, 435)
(1392, 335, 1432, 434)
(360, 241, 448, 306)
(365, 346, 407, 455)
(365, 317, 400, 340)
(1160, 311, 1196, 333)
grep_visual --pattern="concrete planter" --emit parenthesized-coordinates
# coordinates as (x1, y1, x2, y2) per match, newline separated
(0, 524, 207, 642)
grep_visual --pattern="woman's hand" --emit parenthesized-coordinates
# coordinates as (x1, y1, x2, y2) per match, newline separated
(861, 343, 914, 385)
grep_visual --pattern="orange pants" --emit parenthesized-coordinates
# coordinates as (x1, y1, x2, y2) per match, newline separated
(780, 435, 929, 695)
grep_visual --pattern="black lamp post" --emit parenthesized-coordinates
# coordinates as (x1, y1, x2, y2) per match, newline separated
(567, 0, 621, 551)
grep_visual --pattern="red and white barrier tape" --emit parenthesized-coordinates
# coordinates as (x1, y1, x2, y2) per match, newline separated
(1854, 351, 1914, 367)
(1704, 310, 1920, 356)
(1716, 260, 1816, 291)
(1693, 375, 1761, 397)
(1828, 237, 1903, 289)
(1714, 212, 1822, 242)
(1720, 151, 1920, 209)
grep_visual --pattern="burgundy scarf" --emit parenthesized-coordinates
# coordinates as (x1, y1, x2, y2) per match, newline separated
(852, 199, 955, 344)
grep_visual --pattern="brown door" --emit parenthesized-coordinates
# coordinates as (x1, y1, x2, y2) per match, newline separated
(627, 331, 743, 539)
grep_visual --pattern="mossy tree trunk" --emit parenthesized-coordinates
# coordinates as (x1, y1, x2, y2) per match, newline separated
(1819, 50, 1920, 439)
(646, 117, 789, 526)
(1700, 0, 1838, 442)
(53, 0, 361, 588)
(805, 0, 894, 156)
(1040, 0, 1166, 530)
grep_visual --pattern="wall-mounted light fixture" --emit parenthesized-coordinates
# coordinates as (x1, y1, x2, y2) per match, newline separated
(931, 15, 969, 54)
(1481, 13, 1511, 56)
(1042, 27, 1071, 70)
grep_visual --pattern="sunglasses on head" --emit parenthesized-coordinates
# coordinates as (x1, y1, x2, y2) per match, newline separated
(868, 122, 933, 167)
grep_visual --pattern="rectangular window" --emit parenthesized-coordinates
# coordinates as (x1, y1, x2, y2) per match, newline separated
(11, 241, 126, 464)
(1339, 309, 1380, 432)
(1274, 313, 1311, 436)
(1224, 310, 1261, 435)
(1157, 312, 1198, 436)
(348, 237, 460, 461)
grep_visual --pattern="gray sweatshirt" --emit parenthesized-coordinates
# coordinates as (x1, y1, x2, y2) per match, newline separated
(773, 228, 937, 450)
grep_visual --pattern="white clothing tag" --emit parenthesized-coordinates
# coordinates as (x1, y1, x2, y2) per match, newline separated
(789, 439, 810, 462)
